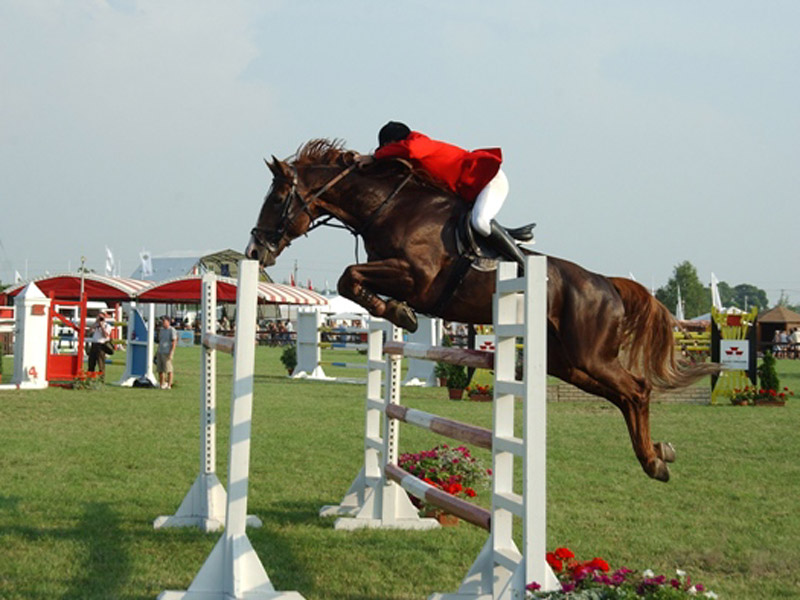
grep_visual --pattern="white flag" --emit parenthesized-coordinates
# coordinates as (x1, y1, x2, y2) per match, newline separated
(105, 246, 115, 277)
(139, 250, 153, 277)
(710, 272, 723, 311)
(676, 284, 685, 321)
(14, 270, 22, 283)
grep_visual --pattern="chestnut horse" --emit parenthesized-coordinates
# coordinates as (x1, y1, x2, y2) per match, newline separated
(246, 139, 718, 482)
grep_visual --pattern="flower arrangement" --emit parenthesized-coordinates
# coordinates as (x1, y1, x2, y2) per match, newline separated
(397, 444, 490, 513)
(527, 547, 717, 599)
(729, 385, 793, 406)
(466, 383, 493, 400)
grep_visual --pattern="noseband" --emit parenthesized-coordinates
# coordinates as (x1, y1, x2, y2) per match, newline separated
(250, 161, 358, 250)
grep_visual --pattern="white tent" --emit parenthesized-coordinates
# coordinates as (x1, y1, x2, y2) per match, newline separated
(318, 294, 369, 317)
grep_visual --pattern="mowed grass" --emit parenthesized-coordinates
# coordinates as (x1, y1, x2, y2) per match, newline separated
(0, 350, 798, 599)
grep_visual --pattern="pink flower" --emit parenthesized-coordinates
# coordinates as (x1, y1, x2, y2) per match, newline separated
(525, 582, 541, 591)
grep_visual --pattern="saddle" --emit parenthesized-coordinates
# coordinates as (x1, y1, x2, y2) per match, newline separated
(430, 212, 535, 315)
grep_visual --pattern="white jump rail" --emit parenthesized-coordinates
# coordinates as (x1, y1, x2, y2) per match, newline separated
(320, 256, 560, 599)
(158, 260, 305, 600)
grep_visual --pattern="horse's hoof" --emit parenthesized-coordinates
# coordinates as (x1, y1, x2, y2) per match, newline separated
(655, 442, 676, 463)
(646, 458, 670, 483)
(387, 301, 418, 332)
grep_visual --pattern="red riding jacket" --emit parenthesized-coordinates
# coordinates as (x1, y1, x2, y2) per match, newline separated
(374, 131, 502, 202)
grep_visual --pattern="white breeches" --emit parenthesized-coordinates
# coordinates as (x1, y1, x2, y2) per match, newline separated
(471, 168, 508, 237)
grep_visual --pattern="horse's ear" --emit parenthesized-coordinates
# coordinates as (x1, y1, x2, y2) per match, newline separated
(264, 156, 281, 178)
(266, 155, 293, 179)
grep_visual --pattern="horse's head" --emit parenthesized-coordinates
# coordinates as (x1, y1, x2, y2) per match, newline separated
(246, 140, 361, 267)
(246, 155, 315, 267)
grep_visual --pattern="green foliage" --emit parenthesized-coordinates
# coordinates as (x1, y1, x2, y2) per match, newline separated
(657, 262, 769, 317)
(723, 283, 768, 312)
(441, 363, 469, 389)
(757, 351, 780, 392)
(280, 344, 297, 372)
(655, 261, 708, 319)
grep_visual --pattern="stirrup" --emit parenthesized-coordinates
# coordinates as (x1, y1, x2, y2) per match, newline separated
(506, 222, 536, 242)
(488, 221, 526, 269)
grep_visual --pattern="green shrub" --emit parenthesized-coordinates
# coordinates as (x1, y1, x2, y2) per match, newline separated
(758, 351, 780, 391)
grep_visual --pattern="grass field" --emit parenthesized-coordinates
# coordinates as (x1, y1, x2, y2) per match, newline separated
(0, 348, 798, 599)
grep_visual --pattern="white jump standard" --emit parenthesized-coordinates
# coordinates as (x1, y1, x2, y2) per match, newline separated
(320, 256, 559, 598)
(154, 271, 261, 532)
(158, 260, 305, 600)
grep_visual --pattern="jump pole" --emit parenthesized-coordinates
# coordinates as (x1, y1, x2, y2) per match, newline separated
(320, 256, 559, 598)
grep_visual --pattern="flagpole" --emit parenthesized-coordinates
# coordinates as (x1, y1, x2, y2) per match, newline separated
(80, 256, 86, 299)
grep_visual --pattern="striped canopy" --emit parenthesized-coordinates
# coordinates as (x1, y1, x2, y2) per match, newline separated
(4, 273, 151, 301)
(5, 273, 328, 306)
(136, 275, 328, 305)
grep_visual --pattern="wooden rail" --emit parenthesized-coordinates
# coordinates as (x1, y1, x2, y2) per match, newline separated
(202, 333, 235, 355)
(383, 341, 494, 370)
(384, 404, 492, 450)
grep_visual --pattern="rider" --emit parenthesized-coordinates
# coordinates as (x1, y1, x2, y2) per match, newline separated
(372, 121, 527, 267)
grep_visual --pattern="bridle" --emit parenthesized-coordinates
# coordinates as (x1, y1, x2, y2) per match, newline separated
(250, 161, 358, 251)
(250, 158, 413, 261)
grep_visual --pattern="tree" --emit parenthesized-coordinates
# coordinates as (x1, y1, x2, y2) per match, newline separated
(729, 284, 768, 312)
(655, 261, 709, 319)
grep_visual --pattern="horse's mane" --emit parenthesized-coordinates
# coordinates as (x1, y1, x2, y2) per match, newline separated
(293, 138, 355, 167)
(293, 138, 455, 199)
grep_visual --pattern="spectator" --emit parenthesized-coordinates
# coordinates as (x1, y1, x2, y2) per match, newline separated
(88, 313, 112, 378)
(156, 315, 178, 390)
(790, 327, 800, 359)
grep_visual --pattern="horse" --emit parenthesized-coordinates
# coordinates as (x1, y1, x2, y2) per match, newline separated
(246, 139, 718, 482)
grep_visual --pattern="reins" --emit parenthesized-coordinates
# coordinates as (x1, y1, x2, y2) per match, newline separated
(253, 158, 415, 264)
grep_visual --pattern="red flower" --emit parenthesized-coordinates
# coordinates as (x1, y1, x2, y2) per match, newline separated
(590, 558, 610, 572)
(465, 488, 477, 497)
(555, 547, 575, 560)
(546, 552, 563, 572)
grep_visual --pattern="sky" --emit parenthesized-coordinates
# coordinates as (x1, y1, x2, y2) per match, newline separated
(1, 1, 798, 306)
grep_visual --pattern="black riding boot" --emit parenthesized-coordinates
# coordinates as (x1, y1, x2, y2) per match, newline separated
(486, 220, 527, 270)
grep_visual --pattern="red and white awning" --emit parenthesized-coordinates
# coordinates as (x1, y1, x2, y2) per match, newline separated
(5, 273, 151, 301)
(135, 275, 328, 305)
(6, 273, 328, 306)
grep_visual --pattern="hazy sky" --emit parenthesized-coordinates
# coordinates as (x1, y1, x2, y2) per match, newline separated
(1, 1, 798, 305)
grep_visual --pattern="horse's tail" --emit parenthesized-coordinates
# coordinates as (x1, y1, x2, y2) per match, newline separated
(610, 277, 720, 390)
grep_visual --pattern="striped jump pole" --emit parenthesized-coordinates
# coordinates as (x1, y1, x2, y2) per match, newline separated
(158, 260, 305, 600)
(320, 256, 560, 599)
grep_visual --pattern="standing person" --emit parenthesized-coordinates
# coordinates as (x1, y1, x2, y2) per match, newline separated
(88, 313, 113, 378)
(156, 315, 178, 389)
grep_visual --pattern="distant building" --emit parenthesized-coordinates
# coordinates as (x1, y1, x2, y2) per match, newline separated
(130, 249, 273, 283)
(129, 249, 278, 321)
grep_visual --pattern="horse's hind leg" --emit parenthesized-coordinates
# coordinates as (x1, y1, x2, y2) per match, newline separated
(550, 352, 671, 482)
(337, 259, 420, 331)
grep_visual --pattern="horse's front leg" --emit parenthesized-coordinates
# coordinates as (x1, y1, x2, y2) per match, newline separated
(337, 259, 420, 331)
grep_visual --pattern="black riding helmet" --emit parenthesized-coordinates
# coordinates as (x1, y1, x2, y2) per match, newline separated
(378, 121, 411, 147)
